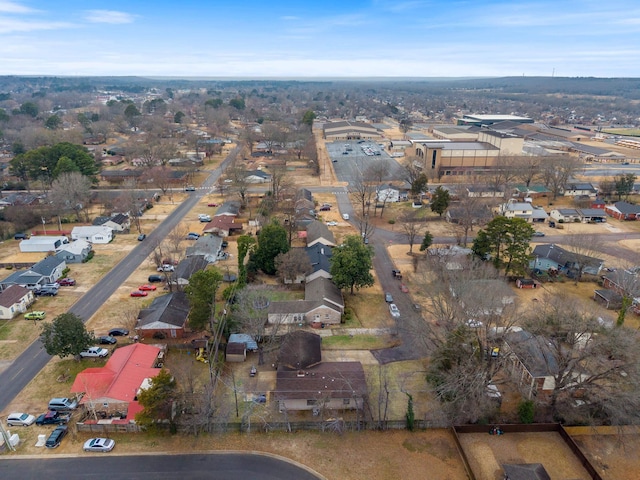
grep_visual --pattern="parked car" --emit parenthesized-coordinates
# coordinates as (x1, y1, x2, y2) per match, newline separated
(326, 221, 338, 226)
(207, 202, 219, 207)
(130, 290, 148, 297)
(221, 240, 228, 248)
(384, 292, 393, 303)
(97, 335, 117, 345)
(108, 328, 129, 337)
(157, 264, 175, 272)
(532, 231, 545, 237)
(147, 275, 165, 283)
(24, 311, 46, 321)
(58, 278, 76, 286)
(36, 287, 58, 297)
(138, 284, 157, 291)
(45, 425, 68, 449)
(48, 397, 78, 412)
(42, 283, 60, 290)
(83, 437, 116, 453)
(137, 233, 146, 241)
(35, 410, 69, 426)
(184, 185, 196, 191)
(198, 214, 211, 222)
(253, 393, 267, 404)
(342, 213, 350, 220)
(14, 232, 28, 240)
(80, 346, 109, 358)
(391, 269, 402, 278)
(185, 232, 200, 240)
(7, 412, 36, 427)
(319, 205, 331, 211)
(400, 283, 409, 293)
(389, 303, 400, 318)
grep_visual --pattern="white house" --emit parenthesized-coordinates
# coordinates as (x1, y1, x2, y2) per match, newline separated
(244, 170, 271, 184)
(71, 226, 113, 244)
(19, 236, 69, 253)
(550, 208, 580, 223)
(55, 240, 93, 264)
(376, 184, 401, 203)
(498, 200, 534, 219)
(0, 285, 35, 319)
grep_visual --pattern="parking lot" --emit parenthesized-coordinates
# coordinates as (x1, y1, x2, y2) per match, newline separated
(325, 140, 405, 184)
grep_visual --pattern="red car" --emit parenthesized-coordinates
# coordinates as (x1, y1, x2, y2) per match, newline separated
(138, 284, 157, 291)
(130, 290, 148, 297)
(207, 202, 219, 207)
(58, 278, 76, 286)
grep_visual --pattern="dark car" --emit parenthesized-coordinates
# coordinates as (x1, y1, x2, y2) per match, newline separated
(108, 328, 129, 337)
(58, 278, 76, 286)
(45, 425, 68, 448)
(36, 288, 58, 297)
(14, 233, 28, 240)
(98, 335, 117, 345)
(147, 274, 165, 283)
(137, 234, 146, 241)
(36, 411, 69, 426)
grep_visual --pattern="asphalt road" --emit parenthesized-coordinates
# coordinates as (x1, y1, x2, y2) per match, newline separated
(0, 147, 239, 413)
(0, 453, 323, 480)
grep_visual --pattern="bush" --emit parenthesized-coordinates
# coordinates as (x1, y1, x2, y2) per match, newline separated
(388, 219, 396, 225)
(82, 251, 95, 263)
(518, 400, 535, 424)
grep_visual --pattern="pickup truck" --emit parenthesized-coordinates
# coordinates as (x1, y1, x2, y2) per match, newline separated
(35, 410, 70, 426)
(79, 347, 109, 358)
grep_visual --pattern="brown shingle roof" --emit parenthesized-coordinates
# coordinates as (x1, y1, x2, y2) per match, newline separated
(0, 285, 30, 308)
(277, 331, 322, 370)
(274, 362, 367, 401)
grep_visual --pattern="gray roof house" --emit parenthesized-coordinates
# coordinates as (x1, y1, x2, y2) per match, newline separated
(306, 220, 336, 247)
(531, 244, 604, 276)
(0, 256, 66, 291)
(93, 213, 131, 232)
(305, 243, 333, 282)
(171, 255, 209, 287)
(268, 277, 344, 326)
(55, 240, 92, 264)
(135, 292, 190, 339)
(185, 235, 223, 263)
(214, 201, 241, 217)
(244, 169, 271, 184)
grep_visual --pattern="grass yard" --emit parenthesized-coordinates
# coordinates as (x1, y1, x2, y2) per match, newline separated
(322, 334, 397, 350)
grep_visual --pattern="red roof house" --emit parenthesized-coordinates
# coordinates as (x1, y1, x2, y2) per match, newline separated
(70, 343, 163, 419)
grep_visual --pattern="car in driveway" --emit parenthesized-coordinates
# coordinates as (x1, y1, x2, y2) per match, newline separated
(98, 335, 117, 345)
(207, 202, 219, 207)
(138, 284, 157, 291)
(48, 397, 78, 412)
(24, 311, 46, 321)
(108, 328, 129, 336)
(198, 214, 211, 222)
(35, 410, 69, 426)
(186, 232, 200, 240)
(326, 221, 338, 226)
(130, 290, 148, 297)
(532, 231, 545, 237)
(79, 346, 109, 358)
(389, 303, 400, 318)
(157, 264, 175, 272)
(7, 412, 36, 427)
(83, 437, 116, 453)
(45, 425, 68, 449)
(36, 287, 58, 297)
(58, 278, 76, 286)
(147, 275, 165, 283)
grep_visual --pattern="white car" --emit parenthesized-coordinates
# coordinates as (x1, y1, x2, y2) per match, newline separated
(389, 303, 400, 318)
(157, 264, 175, 272)
(79, 347, 109, 358)
(7, 412, 36, 427)
(83, 437, 116, 452)
(198, 214, 211, 222)
(326, 221, 338, 226)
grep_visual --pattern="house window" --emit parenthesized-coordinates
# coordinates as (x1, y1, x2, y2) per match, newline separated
(306, 399, 317, 406)
(324, 314, 329, 319)
(431, 151, 437, 169)
(343, 398, 351, 405)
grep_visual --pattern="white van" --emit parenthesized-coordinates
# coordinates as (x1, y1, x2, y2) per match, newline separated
(342, 213, 350, 220)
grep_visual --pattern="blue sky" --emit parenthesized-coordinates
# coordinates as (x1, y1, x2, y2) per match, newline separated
(1, 0, 639, 77)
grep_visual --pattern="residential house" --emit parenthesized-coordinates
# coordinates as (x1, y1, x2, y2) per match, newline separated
(225, 342, 246, 363)
(601, 267, 640, 314)
(30, 256, 66, 284)
(228, 333, 258, 352)
(306, 220, 336, 248)
(376, 184, 402, 203)
(427, 245, 472, 271)
(19, 236, 69, 253)
(466, 186, 504, 198)
(0, 285, 35, 319)
(0, 192, 40, 208)
(503, 328, 558, 399)
(70, 343, 164, 420)
(185, 235, 223, 263)
(452, 278, 516, 318)
(577, 208, 607, 223)
(605, 201, 640, 221)
(563, 182, 597, 198)
(305, 243, 333, 282)
(136, 292, 190, 339)
(512, 185, 551, 199)
(93, 213, 131, 233)
(55, 239, 92, 264)
(531, 244, 604, 276)
(446, 204, 493, 226)
(99, 169, 143, 183)
(593, 289, 624, 310)
(201, 217, 243, 237)
(71, 226, 113, 244)
(170, 255, 209, 288)
(244, 169, 271, 184)
(549, 208, 580, 223)
(273, 331, 367, 412)
(213, 201, 241, 217)
(498, 200, 548, 223)
(267, 277, 344, 326)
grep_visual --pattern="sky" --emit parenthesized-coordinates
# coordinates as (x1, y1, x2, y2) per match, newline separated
(1, 0, 639, 78)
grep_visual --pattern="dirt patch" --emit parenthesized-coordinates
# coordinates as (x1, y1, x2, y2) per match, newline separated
(572, 433, 640, 480)
(458, 432, 592, 480)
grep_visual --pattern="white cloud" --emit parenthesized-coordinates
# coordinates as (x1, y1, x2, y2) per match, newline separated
(0, 17, 71, 33)
(0, 1, 37, 14)
(84, 10, 135, 24)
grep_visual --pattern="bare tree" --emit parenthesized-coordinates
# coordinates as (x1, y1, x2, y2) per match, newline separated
(48, 172, 92, 223)
(564, 234, 604, 284)
(348, 171, 376, 219)
(540, 156, 580, 199)
(274, 249, 312, 284)
(399, 213, 425, 254)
